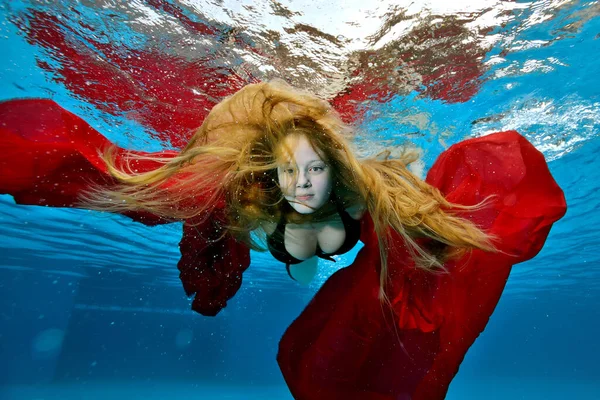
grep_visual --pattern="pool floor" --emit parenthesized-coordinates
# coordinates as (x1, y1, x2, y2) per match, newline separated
(1, 378, 598, 400)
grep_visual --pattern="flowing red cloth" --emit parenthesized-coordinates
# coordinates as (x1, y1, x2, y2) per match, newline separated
(0, 100, 566, 398)
(277, 131, 566, 399)
(0, 99, 250, 316)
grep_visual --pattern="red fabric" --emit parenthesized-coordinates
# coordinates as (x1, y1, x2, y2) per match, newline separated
(277, 131, 566, 400)
(0, 98, 178, 224)
(13, 10, 254, 148)
(0, 100, 566, 398)
(16, 9, 484, 133)
(177, 212, 251, 316)
(0, 99, 250, 315)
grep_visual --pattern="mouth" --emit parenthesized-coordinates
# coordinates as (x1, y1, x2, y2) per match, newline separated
(295, 194, 314, 201)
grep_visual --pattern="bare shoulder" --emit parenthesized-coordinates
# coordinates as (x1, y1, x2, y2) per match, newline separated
(345, 204, 366, 220)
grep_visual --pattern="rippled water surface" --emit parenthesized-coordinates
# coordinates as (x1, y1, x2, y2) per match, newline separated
(0, 1, 598, 399)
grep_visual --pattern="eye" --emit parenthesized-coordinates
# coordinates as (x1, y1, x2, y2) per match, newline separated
(279, 167, 295, 175)
(309, 165, 325, 173)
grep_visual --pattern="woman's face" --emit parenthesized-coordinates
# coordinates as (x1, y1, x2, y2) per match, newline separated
(277, 134, 333, 214)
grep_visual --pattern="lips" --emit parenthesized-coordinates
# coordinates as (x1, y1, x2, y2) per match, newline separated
(296, 194, 314, 201)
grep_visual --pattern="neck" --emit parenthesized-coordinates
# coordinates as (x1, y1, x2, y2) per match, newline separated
(284, 199, 338, 224)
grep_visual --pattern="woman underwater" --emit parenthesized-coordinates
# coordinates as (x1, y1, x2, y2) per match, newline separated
(0, 80, 566, 399)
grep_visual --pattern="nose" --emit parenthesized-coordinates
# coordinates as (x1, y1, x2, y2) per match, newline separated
(296, 170, 311, 188)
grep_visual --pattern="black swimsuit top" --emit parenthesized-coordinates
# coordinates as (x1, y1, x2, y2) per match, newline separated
(266, 204, 361, 280)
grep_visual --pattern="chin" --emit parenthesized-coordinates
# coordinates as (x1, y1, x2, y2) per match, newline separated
(291, 204, 317, 214)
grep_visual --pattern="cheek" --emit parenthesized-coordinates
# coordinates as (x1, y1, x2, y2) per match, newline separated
(277, 172, 293, 195)
(316, 173, 333, 197)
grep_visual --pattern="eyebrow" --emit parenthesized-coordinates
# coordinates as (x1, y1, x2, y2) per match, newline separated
(278, 159, 325, 166)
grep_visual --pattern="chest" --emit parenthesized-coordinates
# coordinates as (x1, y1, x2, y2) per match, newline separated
(284, 216, 347, 260)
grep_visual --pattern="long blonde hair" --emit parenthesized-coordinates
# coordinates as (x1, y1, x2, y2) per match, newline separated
(83, 79, 494, 299)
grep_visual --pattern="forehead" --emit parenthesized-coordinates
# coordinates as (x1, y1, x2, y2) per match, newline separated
(277, 134, 325, 164)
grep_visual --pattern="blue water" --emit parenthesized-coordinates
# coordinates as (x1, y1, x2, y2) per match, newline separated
(1, 1, 599, 399)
